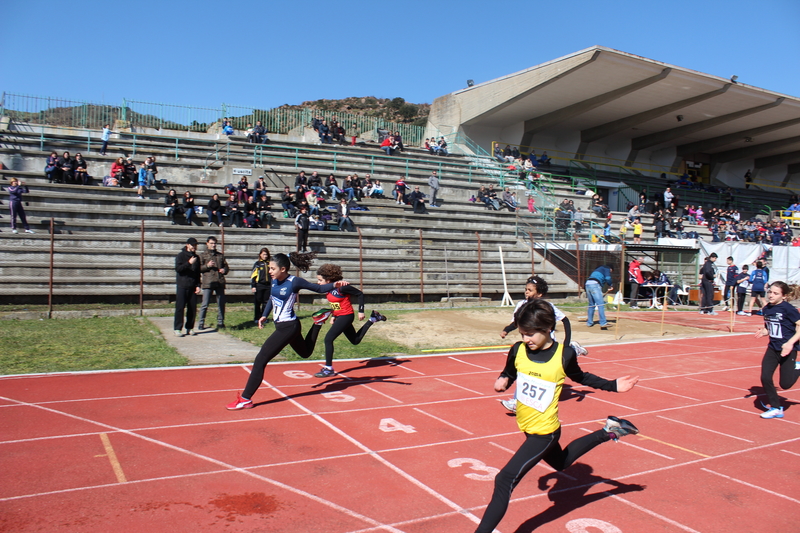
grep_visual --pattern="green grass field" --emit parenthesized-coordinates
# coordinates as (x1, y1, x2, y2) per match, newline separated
(0, 316, 187, 375)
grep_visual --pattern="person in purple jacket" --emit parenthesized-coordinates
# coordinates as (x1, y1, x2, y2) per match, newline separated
(5, 178, 35, 234)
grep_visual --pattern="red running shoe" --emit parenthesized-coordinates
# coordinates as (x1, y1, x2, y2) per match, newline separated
(226, 394, 253, 410)
(312, 308, 333, 325)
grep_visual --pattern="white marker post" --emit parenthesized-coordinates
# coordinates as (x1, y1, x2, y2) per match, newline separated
(499, 246, 514, 307)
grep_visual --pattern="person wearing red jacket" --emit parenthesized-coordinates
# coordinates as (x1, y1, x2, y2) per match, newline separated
(628, 257, 645, 309)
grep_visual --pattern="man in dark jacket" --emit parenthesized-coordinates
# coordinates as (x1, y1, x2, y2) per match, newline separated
(198, 236, 230, 330)
(699, 253, 718, 315)
(295, 206, 310, 252)
(174, 238, 201, 336)
(408, 186, 428, 214)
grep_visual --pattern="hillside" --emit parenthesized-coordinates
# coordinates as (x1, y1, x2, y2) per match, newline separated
(278, 96, 430, 127)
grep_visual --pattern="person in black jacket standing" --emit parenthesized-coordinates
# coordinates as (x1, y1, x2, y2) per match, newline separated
(250, 247, 272, 324)
(699, 252, 718, 315)
(174, 238, 201, 337)
(295, 206, 310, 252)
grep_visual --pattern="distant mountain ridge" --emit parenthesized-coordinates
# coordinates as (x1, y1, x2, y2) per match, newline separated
(276, 96, 430, 127)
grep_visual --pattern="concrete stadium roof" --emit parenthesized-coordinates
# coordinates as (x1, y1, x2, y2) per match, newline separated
(428, 46, 800, 187)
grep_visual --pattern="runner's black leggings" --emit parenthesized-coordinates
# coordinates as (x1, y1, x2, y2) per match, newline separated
(243, 320, 321, 399)
(310, 313, 373, 366)
(761, 346, 800, 408)
(475, 427, 610, 533)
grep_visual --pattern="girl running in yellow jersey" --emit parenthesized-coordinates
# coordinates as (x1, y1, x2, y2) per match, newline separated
(475, 299, 639, 533)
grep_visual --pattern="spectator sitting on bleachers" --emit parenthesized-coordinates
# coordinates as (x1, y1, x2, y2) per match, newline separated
(294, 170, 307, 193)
(305, 190, 321, 217)
(573, 208, 585, 234)
(503, 145, 515, 163)
(676, 173, 692, 189)
(251, 121, 268, 144)
(183, 191, 197, 225)
(257, 193, 272, 226)
(245, 123, 254, 142)
(318, 120, 333, 144)
(494, 145, 504, 162)
(336, 197, 356, 231)
(393, 131, 405, 152)
(538, 151, 551, 165)
(123, 157, 137, 187)
(254, 176, 267, 200)
(695, 206, 705, 224)
(222, 118, 234, 136)
(110, 157, 125, 186)
(502, 187, 518, 211)
(45, 151, 59, 183)
(311, 115, 322, 133)
(236, 177, 249, 203)
(207, 193, 223, 227)
(59, 151, 75, 184)
(372, 179, 385, 199)
(74, 153, 90, 185)
(437, 137, 449, 156)
(380, 134, 394, 156)
(627, 204, 641, 222)
(281, 186, 297, 217)
(523, 157, 536, 174)
(308, 171, 325, 197)
(226, 193, 243, 227)
(408, 186, 428, 214)
(145, 156, 158, 187)
(244, 195, 261, 228)
(326, 174, 343, 200)
(343, 175, 357, 201)
(352, 174, 365, 200)
(165, 189, 181, 225)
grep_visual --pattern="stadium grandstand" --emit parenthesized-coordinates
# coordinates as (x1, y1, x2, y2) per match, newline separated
(1, 45, 798, 309)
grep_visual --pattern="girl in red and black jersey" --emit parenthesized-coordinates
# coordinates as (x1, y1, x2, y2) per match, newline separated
(309, 263, 387, 378)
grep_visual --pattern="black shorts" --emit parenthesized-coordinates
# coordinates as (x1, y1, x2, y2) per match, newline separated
(752, 290, 765, 297)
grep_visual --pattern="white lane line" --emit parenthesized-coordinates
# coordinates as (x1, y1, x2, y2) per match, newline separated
(657, 415, 754, 443)
(489, 441, 516, 454)
(611, 494, 703, 532)
(781, 449, 800, 458)
(635, 385, 700, 401)
(720, 405, 800, 425)
(399, 365, 426, 375)
(259, 375, 483, 526)
(0, 394, 403, 532)
(361, 384, 404, 404)
(447, 357, 492, 371)
(434, 378, 484, 396)
(701, 468, 800, 504)
(412, 408, 473, 435)
(578, 428, 675, 460)
(567, 389, 639, 411)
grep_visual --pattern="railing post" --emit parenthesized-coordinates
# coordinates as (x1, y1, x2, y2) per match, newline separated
(175, 138, 179, 160)
(132, 134, 137, 157)
(475, 232, 482, 301)
(357, 227, 364, 290)
(419, 229, 424, 305)
(529, 232, 535, 274)
(48, 217, 54, 319)
(140, 220, 145, 314)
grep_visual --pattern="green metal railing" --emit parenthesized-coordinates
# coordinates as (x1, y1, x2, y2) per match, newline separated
(1, 92, 426, 146)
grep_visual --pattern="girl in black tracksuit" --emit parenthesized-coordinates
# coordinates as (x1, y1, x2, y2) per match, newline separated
(250, 247, 271, 323)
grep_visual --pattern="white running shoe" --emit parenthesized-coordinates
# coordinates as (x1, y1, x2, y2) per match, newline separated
(500, 399, 517, 413)
(760, 407, 784, 419)
(570, 341, 589, 357)
(603, 416, 639, 441)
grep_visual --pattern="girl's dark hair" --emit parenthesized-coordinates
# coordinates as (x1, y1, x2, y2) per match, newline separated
(272, 251, 317, 272)
(771, 281, 791, 297)
(526, 275, 549, 297)
(514, 298, 556, 333)
(317, 263, 343, 282)
(258, 247, 271, 261)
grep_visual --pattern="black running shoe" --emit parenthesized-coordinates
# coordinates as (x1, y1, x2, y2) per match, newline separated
(370, 310, 387, 322)
(603, 416, 639, 441)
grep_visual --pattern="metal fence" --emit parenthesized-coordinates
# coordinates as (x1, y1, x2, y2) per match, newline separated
(1, 92, 426, 146)
(3, 219, 545, 315)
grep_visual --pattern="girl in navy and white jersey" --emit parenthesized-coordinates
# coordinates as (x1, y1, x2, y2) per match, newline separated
(226, 252, 347, 410)
(498, 276, 588, 413)
(755, 281, 800, 419)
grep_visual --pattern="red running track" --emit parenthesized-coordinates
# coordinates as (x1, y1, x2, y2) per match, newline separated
(1, 333, 799, 532)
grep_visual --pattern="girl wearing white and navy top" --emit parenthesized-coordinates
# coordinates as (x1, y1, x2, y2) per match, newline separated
(755, 281, 800, 419)
(499, 276, 588, 413)
(475, 299, 639, 533)
(226, 252, 347, 410)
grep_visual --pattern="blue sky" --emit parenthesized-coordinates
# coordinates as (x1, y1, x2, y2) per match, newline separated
(2, 0, 798, 109)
